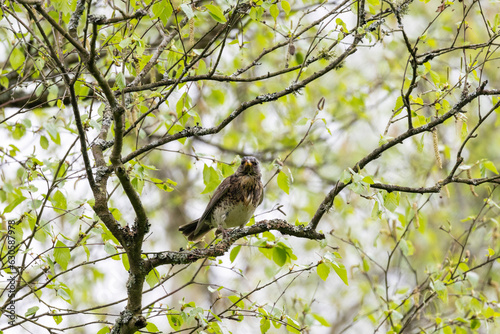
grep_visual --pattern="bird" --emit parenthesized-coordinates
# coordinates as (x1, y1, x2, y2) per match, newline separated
(179, 156, 264, 241)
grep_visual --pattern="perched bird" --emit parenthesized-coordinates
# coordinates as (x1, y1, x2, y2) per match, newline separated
(179, 156, 264, 241)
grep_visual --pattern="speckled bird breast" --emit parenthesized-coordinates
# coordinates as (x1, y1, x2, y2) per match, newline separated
(211, 200, 257, 228)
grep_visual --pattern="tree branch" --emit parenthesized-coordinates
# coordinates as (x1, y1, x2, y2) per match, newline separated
(145, 219, 324, 268)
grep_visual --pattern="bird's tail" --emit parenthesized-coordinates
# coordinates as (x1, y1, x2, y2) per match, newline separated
(179, 219, 211, 241)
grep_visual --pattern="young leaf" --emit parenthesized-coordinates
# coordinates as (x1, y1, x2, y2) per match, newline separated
(116, 72, 126, 90)
(152, 0, 173, 25)
(281, 0, 291, 15)
(230, 245, 241, 263)
(4, 195, 26, 214)
(53, 314, 63, 324)
(51, 190, 67, 212)
(270, 4, 279, 20)
(272, 246, 288, 266)
(97, 326, 111, 334)
(201, 164, 221, 194)
(383, 191, 399, 212)
(25, 306, 39, 317)
(104, 241, 118, 256)
(40, 135, 49, 149)
(146, 268, 160, 288)
(10, 47, 25, 70)
(146, 322, 159, 332)
(316, 262, 330, 281)
(228, 295, 245, 309)
(330, 262, 349, 285)
(54, 240, 71, 270)
(483, 160, 499, 174)
(167, 314, 183, 330)
(286, 316, 301, 334)
(205, 4, 227, 23)
(312, 313, 331, 327)
(260, 317, 271, 333)
(277, 171, 290, 194)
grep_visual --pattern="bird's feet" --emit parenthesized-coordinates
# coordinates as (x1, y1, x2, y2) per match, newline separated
(215, 227, 231, 239)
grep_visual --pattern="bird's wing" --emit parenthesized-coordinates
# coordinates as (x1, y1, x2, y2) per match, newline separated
(257, 182, 264, 206)
(194, 175, 234, 234)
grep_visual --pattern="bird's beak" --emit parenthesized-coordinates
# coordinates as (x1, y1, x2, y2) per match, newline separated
(244, 160, 253, 167)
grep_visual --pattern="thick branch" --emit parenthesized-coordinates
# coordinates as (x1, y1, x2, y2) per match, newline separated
(145, 220, 324, 268)
(68, 0, 86, 37)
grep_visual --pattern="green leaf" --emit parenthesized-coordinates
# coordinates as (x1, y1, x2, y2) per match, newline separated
(54, 240, 71, 270)
(431, 280, 448, 303)
(249, 6, 264, 21)
(230, 245, 241, 263)
(12, 123, 26, 140)
(97, 326, 111, 334)
(40, 135, 49, 149)
(151, 177, 175, 192)
(488, 247, 495, 256)
(51, 0, 73, 15)
(10, 47, 25, 70)
(270, 4, 279, 20)
(312, 313, 330, 327)
(339, 169, 352, 183)
(286, 316, 301, 334)
(146, 268, 160, 288)
(228, 295, 245, 309)
(331, 262, 348, 285)
(281, 0, 291, 15)
(383, 191, 399, 212)
(197, 59, 208, 75)
(116, 72, 126, 90)
(277, 171, 290, 194)
(53, 314, 63, 324)
(146, 322, 159, 332)
(122, 253, 130, 271)
(272, 246, 288, 266)
(205, 4, 227, 23)
(220, 162, 234, 177)
(45, 122, 61, 145)
(483, 160, 499, 174)
(4, 195, 26, 214)
(167, 314, 183, 330)
(260, 317, 271, 333)
(0, 75, 8, 88)
(83, 245, 90, 261)
(104, 241, 118, 256)
(152, 0, 173, 26)
(316, 262, 330, 281)
(371, 201, 380, 219)
(470, 318, 481, 329)
(119, 37, 132, 49)
(201, 164, 221, 194)
(458, 262, 469, 272)
(57, 289, 71, 303)
(25, 306, 39, 317)
(362, 175, 374, 184)
(51, 190, 67, 212)
(47, 85, 59, 106)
